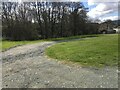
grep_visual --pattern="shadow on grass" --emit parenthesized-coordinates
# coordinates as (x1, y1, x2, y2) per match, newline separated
(45, 34, 100, 42)
(2, 34, 100, 52)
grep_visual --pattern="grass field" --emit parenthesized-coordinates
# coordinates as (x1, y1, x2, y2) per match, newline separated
(1, 35, 98, 51)
(46, 34, 118, 67)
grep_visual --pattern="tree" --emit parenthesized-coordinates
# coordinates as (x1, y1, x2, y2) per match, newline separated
(2, 2, 95, 40)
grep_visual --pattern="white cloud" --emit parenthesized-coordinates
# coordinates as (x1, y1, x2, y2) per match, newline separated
(87, 2, 118, 21)
(88, 0, 119, 4)
(100, 16, 118, 22)
(88, 0, 96, 6)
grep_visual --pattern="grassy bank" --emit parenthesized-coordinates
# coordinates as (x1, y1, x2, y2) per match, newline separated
(46, 34, 118, 67)
(1, 40, 45, 51)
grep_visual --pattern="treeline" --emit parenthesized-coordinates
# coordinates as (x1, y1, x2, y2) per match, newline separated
(2, 2, 99, 40)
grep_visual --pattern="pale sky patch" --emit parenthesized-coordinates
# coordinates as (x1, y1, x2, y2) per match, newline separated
(87, 0, 119, 21)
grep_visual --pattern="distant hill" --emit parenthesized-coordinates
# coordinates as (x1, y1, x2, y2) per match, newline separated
(112, 20, 120, 26)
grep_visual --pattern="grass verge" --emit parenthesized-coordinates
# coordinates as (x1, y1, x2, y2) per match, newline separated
(1, 40, 45, 51)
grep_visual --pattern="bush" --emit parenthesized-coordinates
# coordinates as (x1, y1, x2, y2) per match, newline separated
(2, 21, 39, 41)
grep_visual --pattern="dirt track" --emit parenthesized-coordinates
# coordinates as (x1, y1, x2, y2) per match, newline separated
(2, 40, 118, 88)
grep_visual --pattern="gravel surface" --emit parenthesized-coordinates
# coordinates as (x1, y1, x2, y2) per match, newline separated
(2, 40, 118, 88)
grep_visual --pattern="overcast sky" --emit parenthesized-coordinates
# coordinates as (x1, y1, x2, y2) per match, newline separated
(83, 0, 119, 22)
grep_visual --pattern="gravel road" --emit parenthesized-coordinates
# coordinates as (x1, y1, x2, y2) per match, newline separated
(2, 40, 118, 88)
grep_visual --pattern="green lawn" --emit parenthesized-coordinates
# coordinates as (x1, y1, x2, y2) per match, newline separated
(1, 34, 98, 51)
(46, 34, 118, 67)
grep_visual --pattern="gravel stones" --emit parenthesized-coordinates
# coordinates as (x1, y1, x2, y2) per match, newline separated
(2, 41, 118, 88)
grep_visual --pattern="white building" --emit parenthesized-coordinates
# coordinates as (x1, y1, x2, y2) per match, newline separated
(113, 28, 120, 33)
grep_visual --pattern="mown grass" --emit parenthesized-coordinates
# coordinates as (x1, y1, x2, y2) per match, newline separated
(46, 34, 118, 67)
(1, 34, 98, 51)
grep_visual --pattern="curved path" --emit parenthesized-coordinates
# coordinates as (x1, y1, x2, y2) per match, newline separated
(2, 40, 118, 88)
